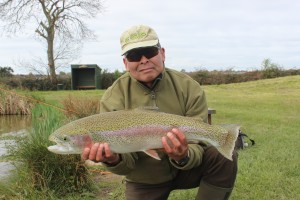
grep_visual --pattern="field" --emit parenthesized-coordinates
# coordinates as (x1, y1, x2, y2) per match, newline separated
(1, 75, 300, 199)
(201, 75, 300, 200)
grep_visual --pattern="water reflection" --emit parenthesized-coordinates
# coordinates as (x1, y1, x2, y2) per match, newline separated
(0, 116, 31, 180)
(0, 115, 32, 135)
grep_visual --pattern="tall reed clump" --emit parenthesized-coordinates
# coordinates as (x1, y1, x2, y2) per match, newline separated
(6, 105, 94, 198)
(61, 95, 100, 118)
(0, 90, 33, 115)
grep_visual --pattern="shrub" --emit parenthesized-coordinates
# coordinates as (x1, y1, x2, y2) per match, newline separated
(0, 87, 34, 115)
(61, 95, 100, 119)
(0, 66, 14, 77)
(1, 74, 71, 91)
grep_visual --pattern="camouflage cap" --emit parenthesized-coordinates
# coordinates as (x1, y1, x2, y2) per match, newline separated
(120, 25, 159, 55)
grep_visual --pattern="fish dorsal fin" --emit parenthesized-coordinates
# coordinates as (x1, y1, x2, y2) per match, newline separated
(143, 149, 161, 160)
(189, 116, 206, 123)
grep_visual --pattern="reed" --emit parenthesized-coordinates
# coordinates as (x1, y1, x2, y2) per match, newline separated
(3, 105, 94, 199)
(0, 90, 33, 115)
(61, 95, 100, 118)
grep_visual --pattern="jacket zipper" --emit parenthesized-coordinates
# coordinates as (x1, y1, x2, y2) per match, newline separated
(136, 81, 159, 108)
(150, 90, 157, 108)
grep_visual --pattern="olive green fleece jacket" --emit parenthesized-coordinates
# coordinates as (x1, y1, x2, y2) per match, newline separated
(100, 68, 208, 184)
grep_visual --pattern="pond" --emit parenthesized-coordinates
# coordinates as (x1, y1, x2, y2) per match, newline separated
(0, 115, 32, 135)
(0, 115, 32, 180)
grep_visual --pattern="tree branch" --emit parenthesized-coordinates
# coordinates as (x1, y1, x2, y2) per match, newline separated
(0, 0, 104, 82)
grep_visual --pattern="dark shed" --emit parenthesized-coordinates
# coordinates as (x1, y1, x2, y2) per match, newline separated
(71, 64, 101, 90)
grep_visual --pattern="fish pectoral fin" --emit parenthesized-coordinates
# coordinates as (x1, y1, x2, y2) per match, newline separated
(187, 139, 199, 144)
(143, 149, 161, 160)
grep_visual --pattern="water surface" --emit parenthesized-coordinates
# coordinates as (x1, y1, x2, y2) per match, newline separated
(0, 115, 31, 180)
(0, 115, 31, 135)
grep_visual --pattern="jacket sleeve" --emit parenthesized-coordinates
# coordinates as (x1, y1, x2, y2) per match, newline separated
(101, 153, 138, 175)
(169, 143, 208, 170)
(185, 80, 208, 123)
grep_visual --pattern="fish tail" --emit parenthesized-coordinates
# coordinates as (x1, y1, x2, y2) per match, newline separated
(217, 124, 240, 161)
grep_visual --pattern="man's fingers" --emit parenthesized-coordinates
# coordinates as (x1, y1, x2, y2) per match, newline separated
(167, 132, 181, 148)
(161, 129, 189, 161)
(162, 136, 172, 153)
(89, 143, 100, 160)
(172, 128, 187, 146)
(104, 143, 112, 157)
(82, 147, 90, 160)
(95, 143, 105, 161)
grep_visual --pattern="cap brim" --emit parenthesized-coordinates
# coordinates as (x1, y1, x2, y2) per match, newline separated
(121, 39, 159, 55)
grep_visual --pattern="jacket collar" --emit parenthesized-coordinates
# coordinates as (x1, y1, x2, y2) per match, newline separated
(130, 68, 165, 91)
(141, 72, 163, 90)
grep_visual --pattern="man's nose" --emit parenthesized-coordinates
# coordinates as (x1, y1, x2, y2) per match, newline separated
(140, 55, 149, 63)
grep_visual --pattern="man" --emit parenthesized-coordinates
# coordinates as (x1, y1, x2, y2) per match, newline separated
(82, 25, 238, 200)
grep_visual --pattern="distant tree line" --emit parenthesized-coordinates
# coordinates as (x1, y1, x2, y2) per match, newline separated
(0, 66, 14, 77)
(186, 68, 299, 85)
(1, 61, 299, 91)
(187, 59, 299, 85)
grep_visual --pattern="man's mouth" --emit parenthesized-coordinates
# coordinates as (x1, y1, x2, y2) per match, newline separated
(138, 67, 154, 72)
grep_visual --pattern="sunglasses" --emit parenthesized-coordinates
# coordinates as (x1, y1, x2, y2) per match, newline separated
(125, 46, 160, 62)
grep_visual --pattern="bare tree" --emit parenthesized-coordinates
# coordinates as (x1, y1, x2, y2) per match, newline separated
(0, 0, 103, 84)
(19, 37, 82, 75)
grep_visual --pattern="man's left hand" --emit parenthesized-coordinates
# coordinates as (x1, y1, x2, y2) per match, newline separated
(162, 128, 189, 161)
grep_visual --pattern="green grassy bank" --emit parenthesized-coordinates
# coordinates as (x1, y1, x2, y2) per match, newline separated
(1, 75, 299, 199)
(203, 75, 300, 200)
(168, 76, 300, 199)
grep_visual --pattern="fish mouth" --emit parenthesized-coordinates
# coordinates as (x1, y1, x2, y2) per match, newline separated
(48, 134, 83, 155)
(47, 143, 82, 155)
(47, 144, 82, 155)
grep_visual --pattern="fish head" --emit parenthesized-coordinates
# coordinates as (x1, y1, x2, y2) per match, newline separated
(47, 128, 93, 155)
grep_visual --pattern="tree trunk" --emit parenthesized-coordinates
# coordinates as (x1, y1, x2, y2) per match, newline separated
(47, 28, 57, 85)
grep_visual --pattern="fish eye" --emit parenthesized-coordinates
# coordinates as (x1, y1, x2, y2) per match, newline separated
(63, 137, 67, 141)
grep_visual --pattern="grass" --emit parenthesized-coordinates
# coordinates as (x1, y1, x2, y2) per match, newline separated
(202, 75, 300, 200)
(1, 76, 300, 199)
(0, 105, 96, 199)
(26, 90, 106, 105)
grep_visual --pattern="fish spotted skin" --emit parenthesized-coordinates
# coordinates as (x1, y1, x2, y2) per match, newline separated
(48, 109, 239, 160)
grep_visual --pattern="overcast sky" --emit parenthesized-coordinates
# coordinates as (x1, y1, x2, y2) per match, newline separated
(1, 0, 299, 74)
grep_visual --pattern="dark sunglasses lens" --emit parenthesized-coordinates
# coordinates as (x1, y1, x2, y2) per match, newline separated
(144, 48, 159, 59)
(126, 47, 159, 62)
(126, 51, 141, 62)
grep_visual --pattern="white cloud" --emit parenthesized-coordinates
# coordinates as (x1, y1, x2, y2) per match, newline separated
(1, 0, 300, 74)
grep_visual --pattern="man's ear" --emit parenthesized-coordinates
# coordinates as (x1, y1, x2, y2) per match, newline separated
(160, 48, 166, 62)
(123, 57, 129, 71)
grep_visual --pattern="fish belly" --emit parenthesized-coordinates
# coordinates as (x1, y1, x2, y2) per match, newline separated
(92, 125, 172, 153)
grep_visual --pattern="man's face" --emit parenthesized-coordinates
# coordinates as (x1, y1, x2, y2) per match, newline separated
(123, 46, 165, 87)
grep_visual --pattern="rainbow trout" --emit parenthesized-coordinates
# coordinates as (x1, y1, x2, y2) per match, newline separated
(47, 109, 239, 160)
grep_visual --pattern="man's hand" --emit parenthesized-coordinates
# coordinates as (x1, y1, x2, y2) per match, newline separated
(82, 143, 120, 165)
(162, 128, 189, 161)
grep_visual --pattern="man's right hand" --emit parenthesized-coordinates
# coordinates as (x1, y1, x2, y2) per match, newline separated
(82, 142, 120, 165)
